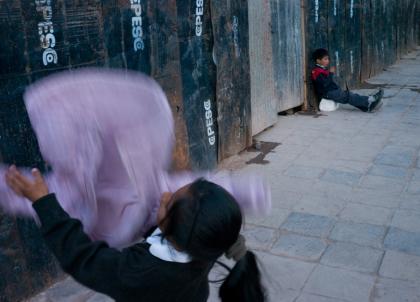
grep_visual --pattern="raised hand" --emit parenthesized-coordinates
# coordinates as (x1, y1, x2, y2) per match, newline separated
(5, 165, 49, 203)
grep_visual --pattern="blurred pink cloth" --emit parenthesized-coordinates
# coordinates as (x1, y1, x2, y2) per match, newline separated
(0, 69, 271, 248)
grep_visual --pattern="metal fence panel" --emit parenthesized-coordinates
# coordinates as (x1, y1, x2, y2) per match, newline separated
(211, 0, 252, 159)
(271, 0, 305, 112)
(176, 0, 218, 170)
(248, 0, 278, 135)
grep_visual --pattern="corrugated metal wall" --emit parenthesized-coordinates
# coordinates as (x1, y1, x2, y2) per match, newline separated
(0, 1, 248, 300)
(249, 0, 306, 135)
(248, 0, 278, 135)
(271, 0, 305, 112)
(176, 0, 219, 170)
(211, 0, 252, 159)
(305, 0, 420, 110)
(366, 0, 420, 77)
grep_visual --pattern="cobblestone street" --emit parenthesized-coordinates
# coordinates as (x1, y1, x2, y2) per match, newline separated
(30, 48, 420, 302)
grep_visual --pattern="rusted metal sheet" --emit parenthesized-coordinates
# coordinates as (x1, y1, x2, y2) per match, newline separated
(304, 0, 328, 111)
(248, 0, 278, 135)
(0, 0, 50, 172)
(396, 0, 409, 57)
(176, 0, 218, 170)
(417, 1, 420, 45)
(249, 0, 305, 134)
(0, 0, 205, 170)
(407, 0, 418, 51)
(0, 2, 112, 300)
(360, 0, 373, 81)
(344, 0, 362, 88)
(373, 0, 386, 75)
(305, 0, 418, 109)
(0, 2, 191, 300)
(0, 4, 73, 297)
(0, 214, 60, 302)
(361, 0, 418, 80)
(149, 0, 191, 170)
(211, 0, 252, 159)
(383, 0, 398, 67)
(327, 0, 346, 87)
(271, 0, 305, 112)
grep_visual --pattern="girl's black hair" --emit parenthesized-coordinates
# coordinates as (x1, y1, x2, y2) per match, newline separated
(161, 178, 266, 302)
(312, 48, 329, 61)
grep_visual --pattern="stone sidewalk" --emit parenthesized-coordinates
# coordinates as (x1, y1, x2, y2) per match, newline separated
(29, 47, 420, 302)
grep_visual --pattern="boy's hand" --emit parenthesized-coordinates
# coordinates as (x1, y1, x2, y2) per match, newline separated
(5, 165, 49, 203)
(329, 66, 336, 73)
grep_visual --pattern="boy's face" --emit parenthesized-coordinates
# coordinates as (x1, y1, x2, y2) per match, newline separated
(316, 56, 330, 67)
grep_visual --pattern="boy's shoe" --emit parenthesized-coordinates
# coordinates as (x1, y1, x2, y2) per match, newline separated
(368, 89, 384, 113)
(356, 105, 369, 112)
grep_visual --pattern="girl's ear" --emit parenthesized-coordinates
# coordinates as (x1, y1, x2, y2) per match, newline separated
(157, 192, 173, 228)
(161, 192, 173, 208)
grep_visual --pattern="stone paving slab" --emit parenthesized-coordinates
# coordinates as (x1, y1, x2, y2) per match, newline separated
(242, 225, 277, 251)
(388, 130, 420, 147)
(329, 221, 387, 249)
(335, 144, 383, 163)
(358, 175, 406, 193)
(246, 207, 291, 229)
(303, 265, 376, 302)
(367, 164, 411, 179)
(256, 252, 316, 291)
(384, 227, 420, 256)
(296, 293, 349, 302)
(265, 289, 299, 302)
(310, 181, 354, 201)
(293, 194, 347, 217)
(379, 250, 420, 281)
(339, 203, 394, 226)
(320, 169, 363, 186)
(320, 242, 384, 273)
(85, 294, 113, 302)
(412, 169, 420, 180)
(348, 189, 401, 208)
(327, 159, 372, 174)
(284, 164, 325, 179)
(268, 189, 303, 210)
(271, 233, 328, 261)
(27, 277, 111, 302)
(374, 145, 417, 168)
(406, 180, 420, 194)
(399, 195, 420, 211)
(373, 278, 420, 302)
(281, 212, 336, 238)
(390, 209, 420, 233)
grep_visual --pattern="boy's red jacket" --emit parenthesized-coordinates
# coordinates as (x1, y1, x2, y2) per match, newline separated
(311, 65, 330, 81)
(311, 65, 340, 97)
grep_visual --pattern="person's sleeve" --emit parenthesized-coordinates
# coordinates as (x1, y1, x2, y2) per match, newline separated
(32, 193, 126, 299)
(315, 73, 334, 89)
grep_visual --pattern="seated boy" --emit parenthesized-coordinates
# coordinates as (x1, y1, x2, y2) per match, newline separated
(311, 48, 383, 112)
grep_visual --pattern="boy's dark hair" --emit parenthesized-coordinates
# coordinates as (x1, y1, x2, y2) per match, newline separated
(312, 48, 329, 61)
(162, 179, 266, 302)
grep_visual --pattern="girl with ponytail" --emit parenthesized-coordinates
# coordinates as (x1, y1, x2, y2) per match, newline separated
(160, 178, 266, 302)
(6, 167, 267, 302)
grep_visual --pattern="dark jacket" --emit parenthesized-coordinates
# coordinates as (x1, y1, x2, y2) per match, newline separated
(33, 194, 211, 302)
(311, 65, 340, 98)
